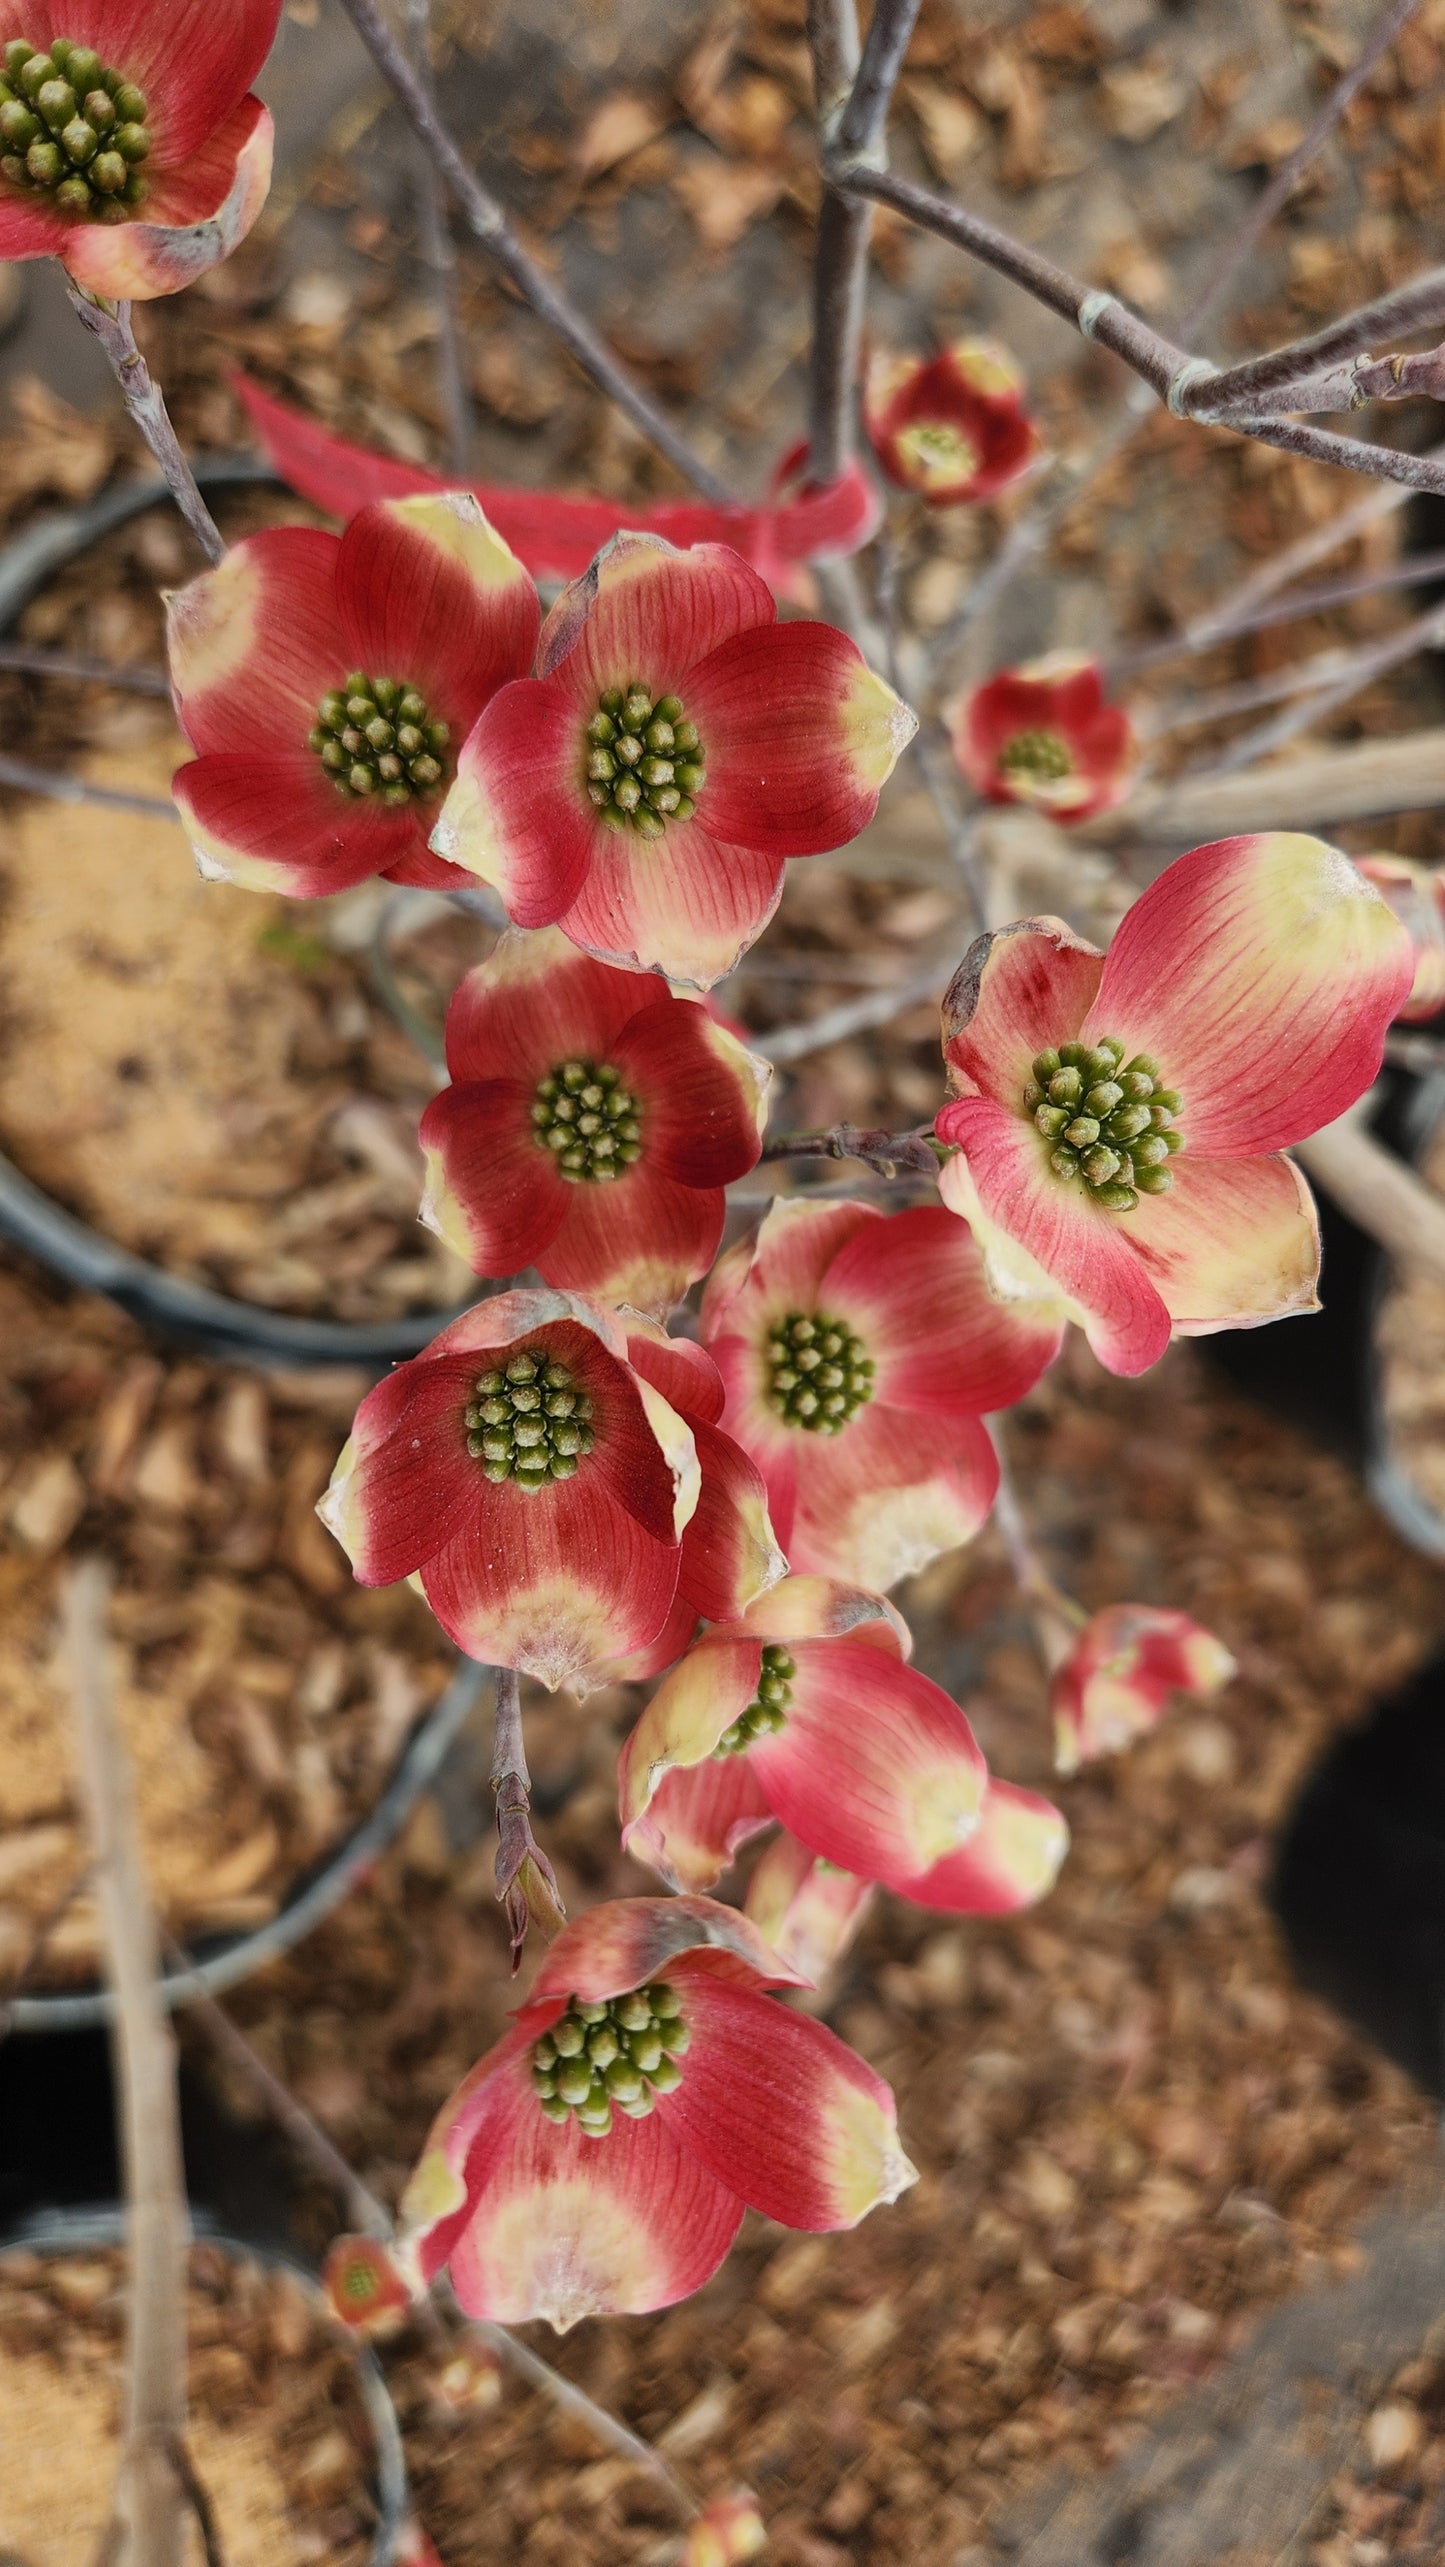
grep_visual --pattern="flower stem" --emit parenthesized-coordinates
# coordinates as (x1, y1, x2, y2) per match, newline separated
(491, 1667, 565, 1969)
(337, 0, 734, 506)
(404, 0, 474, 479)
(759, 1122, 940, 1175)
(65, 285, 225, 566)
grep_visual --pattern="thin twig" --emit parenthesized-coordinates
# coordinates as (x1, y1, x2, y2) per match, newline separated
(64, 1560, 190, 2567)
(405, 0, 474, 478)
(0, 644, 171, 694)
(912, 721, 991, 927)
(1185, 594, 1445, 777)
(806, 0, 922, 485)
(1193, 262, 1445, 420)
(0, 754, 180, 818)
(759, 1121, 939, 1175)
(64, 288, 224, 565)
(758, 953, 953, 1064)
(338, 0, 733, 505)
(987, 1424, 1083, 1682)
(490, 1667, 565, 1970)
(159, 2432, 226, 2567)
(1110, 543, 1445, 680)
(1109, 723, 1445, 838)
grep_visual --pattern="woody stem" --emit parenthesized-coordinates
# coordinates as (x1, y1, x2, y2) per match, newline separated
(490, 1667, 563, 1967)
(65, 286, 224, 565)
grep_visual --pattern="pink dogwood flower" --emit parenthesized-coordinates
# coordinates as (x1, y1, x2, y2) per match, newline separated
(395, 1895, 915, 2330)
(935, 833, 1414, 1378)
(1052, 1604, 1236, 1774)
(619, 1574, 1068, 1915)
(0, 2, 279, 298)
(168, 491, 539, 898)
(952, 652, 1137, 822)
(864, 339, 1041, 505)
(318, 1289, 699, 1692)
(699, 1198, 1063, 1588)
(744, 1832, 875, 1986)
(419, 927, 770, 1316)
(685, 2493, 768, 2567)
(431, 530, 917, 987)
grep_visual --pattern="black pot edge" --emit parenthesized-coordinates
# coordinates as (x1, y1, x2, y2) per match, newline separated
(1363, 1066, 1445, 1560)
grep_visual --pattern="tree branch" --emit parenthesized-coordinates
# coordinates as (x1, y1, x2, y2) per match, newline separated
(1295, 1105, 1445, 1290)
(1184, 593, 1445, 777)
(805, 0, 922, 486)
(760, 1122, 940, 1175)
(64, 1560, 191, 2567)
(337, 0, 733, 505)
(1192, 263, 1445, 418)
(64, 289, 224, 565)
(1110, 543, 1445, 680)
(405, 0, 474, 479)
(490, 1668, 564, 1971)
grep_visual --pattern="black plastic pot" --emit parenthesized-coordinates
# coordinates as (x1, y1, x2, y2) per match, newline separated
(0, 2205, 409, 2560)
(0, 459, 479, 1366)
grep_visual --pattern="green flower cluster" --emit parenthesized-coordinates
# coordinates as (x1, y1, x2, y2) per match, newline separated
(0, 37, 150, 221)
(531, 1983, 688, 2139)
(715, 1643, 796, 1755)
(310, 672, 450, 805)
(1025, 1037, 1181, 1213)
(465, 1353, 595, 1488)
(585, 684, 706, 837)
(531, 1058, 642, 1183)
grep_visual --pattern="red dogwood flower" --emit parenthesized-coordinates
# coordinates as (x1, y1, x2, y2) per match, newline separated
(935, 833, 1414, 1378)
(685, 2493, 767, 2567)
(431, 531, 917, 987)
(620, 1574, 1068, 1912)
(318, 1289, 699, 1692)
(864, 339, 1041, 505)
(698, 1199, 1062, 1588)
(1356, 853, 1445, 1023)
(1052, 1604, 1236, 1773)
(168, 491, 539, 899)
(952, 652, 1137, 822)
(743, 1832, 875, 1986)
(419, 927, 771, 1316)
(395, 1895, 915, 2329)
(0, 2, 279, 298)
(321, 2234, 411, 2338)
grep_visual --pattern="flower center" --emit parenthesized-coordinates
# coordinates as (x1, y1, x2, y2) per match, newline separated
(584, 684, 707, 839)
(464, 1353, 594, 1488)
(530, 1058, 642, 1183)
(1024, 1038, 1182, 1213)
(715, 1643, 795, 1754)
(998, 728, 1074, 784)
(310, 672, 450, 807)
(0, 38, 150, 222)
(896, 420, 979, 489)
(767, 1309, 874, 1433)
(531, 1981, 688, 2140)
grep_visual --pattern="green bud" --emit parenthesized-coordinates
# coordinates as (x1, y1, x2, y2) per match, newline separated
(113, 82, 147, 122)
(673, 720, 699, 753)
(605, 2058, 646, 2101)
(1084, 1081, 1122, 1117)
(1034, 1105, 1069, 1141)
(600, 686, 624, 716)
(426, 720, 449, 752)
(648, 2054, 683, 2093)
(55, 170, 89, 211)
(1050, 1145, 1080, 1180)
(673, 795, 695, 821)
(634, 807, 665, 839)
(60, 115, 95, 162)
(1134, 1165, 1173, 1195)
(1131, 1131, 1170, 1168)
(65, 48, 102, 92)
(550, 2013, 585, 2056)
(84, 87, 114, 131)
(0, 153, 25, 185)
(586, 710, 616, 745)
(554, 2058, 594, 2105)
(1108, 1104, 1152, 1142)
(1118, 1070, 1154, 1102)
(4, 42, 34, 77)
(1047, 1068, 1082, 1106)
(1161, 1127, 1183, 1154)
(1031, 1049, 1061, 1084)
(640, 757, 673, 788)
(1064, 1116, 1099, 1149)
(644, 718, 675, 752)
(615, 1990, 653, 2031)
(1094, 1180, 1138, 1212)
(614, 775, 641, 812)
(113, 119, 148, 160)
(654, 694, 684, 723)
(25, 136, 61, 183)
(1058, 1041, 1085, 1068)
(90, 145, 126, 192)
(17, 54, 50, 101)
(36, 78, 75, 131)
(622, 688, 652, 730)
(674, 762, 705, 794)
(0, 98, 36, 144)
(1153, 1088, 1181, 1114)
(1081, 1144, 1122, 1185)
(409, 754, 442, 789)
(1123, 1054, 1160, 1081)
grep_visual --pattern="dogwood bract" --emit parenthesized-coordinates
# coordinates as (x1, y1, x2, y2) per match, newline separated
(0, 0, 279, 297)
(935, 833, 1414, 1377)
(396, 1895, 915, 2329)
(1052, 1604, 1236, 1774)
(699, 1198, 1062, 1588)
(951, 651, 1137, 822)
(420, 927, 770, 1316)
(864, 338, 1041, 505)
(431, 530, 918, 986)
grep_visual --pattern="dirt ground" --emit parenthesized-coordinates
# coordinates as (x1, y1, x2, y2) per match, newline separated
(4, 0, 1445, 2559)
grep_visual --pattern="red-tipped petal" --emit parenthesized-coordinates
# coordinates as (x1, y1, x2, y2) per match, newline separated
(678, 1416, 787, 1622)
(1087, 834, 1415, 1153)
(624, 1322, 727, 1427)
(63, 95, 273, 300)
(1126, 1151, 1321, 1334)
(744, 1835, 874, 1983)
(527, 1891, 805, 2007)
(443, 926, 648, 1083)
(335, 492, 539, 734)
(172, 749, 431, 896)
(749, 1639, 988, 1886)
(656, 1970, 916, 2228)
(167, 527, 346, 752)
(701, 1196, 879, 1337)
(787, 1402, 999, 1589)
(739, 1574, 910, 1656)
(419, 1080, 567, 1277)
(683, 622, 917, 858)
(889, 1776, 1068, 1914)
(539, 1159, 727, 1318)
(50, 0, 282, 157)
(937, 1097, 1172, 1377)
(535, 531, 776, 693)
(619, 1634, 765, 1837)
(941, 917, 1104, 1109)
(431, 679, 597, 925)
(624, 1750, 776, 1892)
(422, 1474, 682, 1691)
(318, 1351, 485, 1587)
(558, 819, 786, 991)
(1053, 1604, 1236, 1773)
(823, 1203, 1063, 1415)
(611, 998, 770, 1184)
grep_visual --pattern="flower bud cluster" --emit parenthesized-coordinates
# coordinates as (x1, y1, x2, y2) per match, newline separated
(465, 1353, 595, 1488)
(530, 1058, 642, 1182)
(530, 1982, 688, 2139)
(585, 684, 706, 837)
(767, 1310, 875, 1432)
(310, 671, 450, 804)
(0, 37, 149, 220)
(1025, 1038, 1181, 1212)
(715, 1644, 796, 1754)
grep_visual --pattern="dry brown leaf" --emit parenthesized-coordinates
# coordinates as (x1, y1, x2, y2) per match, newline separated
(572, 91, 670, 184)
(1099, 58, 1187, 144)
(903, 78, 985, 183)
(670, 155, 785, 255)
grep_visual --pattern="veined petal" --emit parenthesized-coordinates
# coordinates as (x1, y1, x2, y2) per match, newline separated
(823, 1203, 1063, 1415)
(431, 680, 596, 925)
(787, 1404, 999, 1590)
(1053, 1604, 1236, 1773)
(1127, 1152, 1321, 1334)
(936, 1098, 1172, 1377)
(539, 1162, 726, 1318)
(749, 1639, 988, 1885)
(526, 1891, 805, 2007)
(419, 1078, 567, 1276)
(619, 1634, 766, 1841)
(611, 998, 771, 1184)
(61, 96, 273, 299)
(317, 1350, 485, 1586)
(743, 1834, 874, 1984)
(623, 1750, 776, 1893)
(683, 622, 916, 858)
(421, 1473, 682, 1691)
(701, 1195, 879, 1338)
(444, 927, 651, 1084)
(679, 1416, 787, 1621)
(657, 1971, 916, 2228)
(739, 1574, 911, 1656)
(167, 527, 346, 752)
(1087, 834, 1415, 1152)
(335, 492, 539, 734)
(535, 531, 776, 695)
(52, 0, 283, 158)
(624, 1322, 727, 1428)
(172, 750, 422, 896)
(941, 917, 1104, 1109)
(890, 1776, 1068, 1913)
(558, 819, 786, 990)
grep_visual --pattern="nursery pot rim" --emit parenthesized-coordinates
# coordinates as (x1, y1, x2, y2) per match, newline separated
(0, 2200, 409, 2561)
(0, 457, 482, 1368)
(1364, 1065, 1445, 1559)
(6, 1650, 489, 2034)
